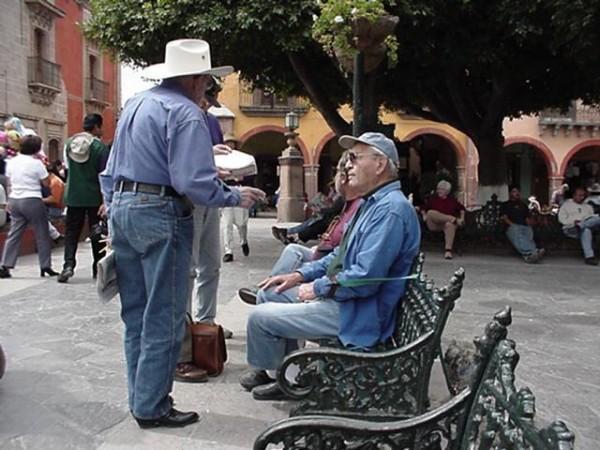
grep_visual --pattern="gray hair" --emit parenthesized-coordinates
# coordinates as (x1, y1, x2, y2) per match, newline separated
(437, 180, 452, 192)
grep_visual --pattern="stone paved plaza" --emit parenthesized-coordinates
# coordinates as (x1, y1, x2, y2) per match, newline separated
(0, 218, 598, 449)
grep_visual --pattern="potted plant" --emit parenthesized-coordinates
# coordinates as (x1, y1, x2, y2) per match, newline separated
(313, 0, 399, 73)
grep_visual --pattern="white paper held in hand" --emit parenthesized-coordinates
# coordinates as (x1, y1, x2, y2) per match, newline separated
(214, 150, 258, 178)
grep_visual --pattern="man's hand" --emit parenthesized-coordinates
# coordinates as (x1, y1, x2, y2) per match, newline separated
(213, 144, 233, 155)
(298, 282, 317, 302)
(258, 272, 304, 293)
(239, 187, 266, 209)
(98, 204, 107, 219)
(217, 168, 232, 179)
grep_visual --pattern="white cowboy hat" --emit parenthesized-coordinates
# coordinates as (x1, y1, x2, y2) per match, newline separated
(142, 39, 233, 80)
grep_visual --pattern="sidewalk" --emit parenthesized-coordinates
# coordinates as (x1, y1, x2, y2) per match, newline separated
(0, 218, 598, 449)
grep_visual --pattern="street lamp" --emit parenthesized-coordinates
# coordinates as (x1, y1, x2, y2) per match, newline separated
(277, 110, 304, 222)
(285, 110, 299, 132)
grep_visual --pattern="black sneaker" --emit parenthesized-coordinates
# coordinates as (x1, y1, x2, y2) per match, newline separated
(584, 257, 599, 266)
(238, 287, 258, 305)
(241, 243, 250, 256)
(57, 267, 74, 283)
(223, 254, 233, 263)
(0, 266, 11, 279)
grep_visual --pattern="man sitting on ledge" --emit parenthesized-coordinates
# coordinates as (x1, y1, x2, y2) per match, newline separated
(239, 132, 421, 401)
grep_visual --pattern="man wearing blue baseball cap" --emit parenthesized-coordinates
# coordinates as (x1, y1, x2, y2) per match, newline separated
(239, 132, 421, 400)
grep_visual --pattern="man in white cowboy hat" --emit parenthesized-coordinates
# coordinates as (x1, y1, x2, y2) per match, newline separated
(100, 39, 264, 429)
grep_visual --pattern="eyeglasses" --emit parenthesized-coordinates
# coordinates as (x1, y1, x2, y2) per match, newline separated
(347, 151, 380, 164)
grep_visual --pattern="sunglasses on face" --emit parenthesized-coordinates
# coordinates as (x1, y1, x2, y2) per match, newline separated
(347, 151, 380, 164)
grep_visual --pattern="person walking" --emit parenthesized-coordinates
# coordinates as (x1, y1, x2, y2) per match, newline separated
(43, 160, 65, 244)
(57, 114, 109, 282)
(100, 39, 264, 429)
(0, 135, 58, 278)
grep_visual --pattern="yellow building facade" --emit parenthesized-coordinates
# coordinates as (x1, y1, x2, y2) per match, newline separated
(217, 74, 600, 207)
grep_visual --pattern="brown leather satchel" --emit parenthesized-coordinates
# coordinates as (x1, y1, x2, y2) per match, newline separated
(187, 316, 227, 377)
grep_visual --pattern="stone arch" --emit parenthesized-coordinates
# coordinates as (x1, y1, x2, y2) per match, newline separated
(400, 127, 467, 167)
(238, 125, 310, 163)
(559, 139, 600, 176)
(504, 136, 558, 177)
(313, 131, 337, 163)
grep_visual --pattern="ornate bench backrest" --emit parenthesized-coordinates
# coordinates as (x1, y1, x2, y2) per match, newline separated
(395, 253, 465, 350)
(459, 336, 575, 449)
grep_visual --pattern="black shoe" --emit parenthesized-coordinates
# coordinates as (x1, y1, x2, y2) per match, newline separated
(134, 408, 199, 429)
(53, 234, 64, 245)
(0, 266, 11, 279)
(252, 382, 289, 401)
(271, 226, 288, 245)
(223, 327, 233, 339)
(92, 264, 98, 280)
(584, 257, 599, 266)
(242, 243, 250, 257)
(223, 253, 233, 263)
(239, 369, 273, 392)
(238, 287, 258, 305)
(57, 267, 74, 283)
(40, 268, 59, 277)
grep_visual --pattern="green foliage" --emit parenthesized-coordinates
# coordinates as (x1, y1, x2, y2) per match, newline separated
(85, 0, 349, 100)
(86, 0, 600, 162)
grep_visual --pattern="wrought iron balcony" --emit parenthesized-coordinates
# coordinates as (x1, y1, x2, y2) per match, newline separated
(87, 77, 109, 104)
(539, 101, 600, 136)
(239, 88, 309, 117)
(28, 56, 61, 89)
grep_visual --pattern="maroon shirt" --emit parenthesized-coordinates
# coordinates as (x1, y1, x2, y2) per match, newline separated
(424, 195, 465, 217)
(312, 198, 363, 260)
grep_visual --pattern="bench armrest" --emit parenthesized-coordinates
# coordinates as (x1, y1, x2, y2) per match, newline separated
(277, 330, 436, 418)
(254, 387, 472, 450)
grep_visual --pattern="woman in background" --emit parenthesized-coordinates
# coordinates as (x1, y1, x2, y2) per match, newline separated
(0, 136, 58, 278)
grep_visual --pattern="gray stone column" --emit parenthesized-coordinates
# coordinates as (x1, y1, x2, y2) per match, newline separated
(277, 132, 305, 222)
(303, 164, 319, 202)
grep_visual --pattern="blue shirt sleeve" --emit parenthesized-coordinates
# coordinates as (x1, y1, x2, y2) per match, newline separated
(100, 149, 116, 209)
(312, 207, 407, 300)
(167, 118, 240, 207)
(297, 248, 338, 282)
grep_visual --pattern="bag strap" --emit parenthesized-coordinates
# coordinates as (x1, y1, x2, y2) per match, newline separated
(337, 274, 417, 288)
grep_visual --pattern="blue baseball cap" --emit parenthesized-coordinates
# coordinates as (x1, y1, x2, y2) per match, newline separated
(338, 132, 399, 166)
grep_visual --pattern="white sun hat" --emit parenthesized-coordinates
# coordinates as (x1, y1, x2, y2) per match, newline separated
(141, 39, 234, 80)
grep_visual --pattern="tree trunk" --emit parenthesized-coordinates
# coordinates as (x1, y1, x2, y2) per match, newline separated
(473, 131, 509, 202)
(288, 52, 351, 136)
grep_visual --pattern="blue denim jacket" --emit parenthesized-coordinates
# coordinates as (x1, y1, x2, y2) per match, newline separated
(298, 181, 421, 348)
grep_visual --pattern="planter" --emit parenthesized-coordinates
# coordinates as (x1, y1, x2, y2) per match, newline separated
(331, 15, 399, 73)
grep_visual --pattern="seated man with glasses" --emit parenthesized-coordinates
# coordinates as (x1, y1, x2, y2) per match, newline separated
(238, 151, 362, 305)
(239, 132, 421, 401)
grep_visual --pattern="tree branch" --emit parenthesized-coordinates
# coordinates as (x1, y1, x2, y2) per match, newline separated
(288, 52, 351, 136)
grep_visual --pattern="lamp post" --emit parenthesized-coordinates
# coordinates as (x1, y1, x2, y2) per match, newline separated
(277, 111, 305, 222)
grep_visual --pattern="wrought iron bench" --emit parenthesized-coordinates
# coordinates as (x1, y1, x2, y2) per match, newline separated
(276, 253, 465, 419)
(450, 194, 583, 252)
(255, 308, 576, 450)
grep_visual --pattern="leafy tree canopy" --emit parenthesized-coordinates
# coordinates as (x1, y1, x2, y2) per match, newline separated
(86, 0, 600, 185)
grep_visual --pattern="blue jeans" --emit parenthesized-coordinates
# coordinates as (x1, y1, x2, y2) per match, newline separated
(505, 224, 537, 256)
(110, 191, 193, 420)
(563, 215, 600, 258)
(270, 243, 313, 276)
(247, 298, 340, 370)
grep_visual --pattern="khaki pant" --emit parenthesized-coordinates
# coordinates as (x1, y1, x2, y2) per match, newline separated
(425, 210, 457, 251)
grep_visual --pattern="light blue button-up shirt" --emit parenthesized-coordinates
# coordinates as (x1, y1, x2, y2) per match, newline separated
(100, 81, 240, 208)
(298, 181, 421, 348)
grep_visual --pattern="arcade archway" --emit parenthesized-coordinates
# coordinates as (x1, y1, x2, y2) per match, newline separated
(504, 142, 552, 205)
(561, 141, 600, 191)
